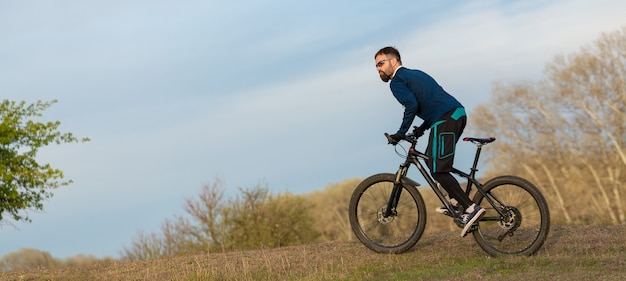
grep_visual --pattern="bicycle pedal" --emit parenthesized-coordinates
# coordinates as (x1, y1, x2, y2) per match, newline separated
(460, 224, 479, 237)
(440, 209, 459, 218)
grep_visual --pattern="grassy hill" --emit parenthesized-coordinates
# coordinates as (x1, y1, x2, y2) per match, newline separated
(3, 225, 625, 280)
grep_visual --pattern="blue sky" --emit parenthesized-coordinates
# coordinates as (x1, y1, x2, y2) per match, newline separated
(1, 0, 624, 259)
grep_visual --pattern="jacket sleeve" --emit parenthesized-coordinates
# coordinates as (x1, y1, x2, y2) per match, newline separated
(390, 81, 418, 136)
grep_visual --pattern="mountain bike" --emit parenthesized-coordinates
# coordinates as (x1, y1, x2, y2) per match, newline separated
(348, 126, 550, 256)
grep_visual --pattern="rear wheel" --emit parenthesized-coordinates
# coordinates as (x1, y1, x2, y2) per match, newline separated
(349, 173, 427, 254)
(472, 175, 550, 256)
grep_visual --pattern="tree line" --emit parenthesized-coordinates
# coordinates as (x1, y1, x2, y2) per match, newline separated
(121, 179, 320, 260)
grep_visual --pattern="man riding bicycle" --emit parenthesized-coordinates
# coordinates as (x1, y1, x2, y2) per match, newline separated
(374, 46, 485, 237)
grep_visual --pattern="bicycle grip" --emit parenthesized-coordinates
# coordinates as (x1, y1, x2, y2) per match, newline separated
(384, 133, 395, 144)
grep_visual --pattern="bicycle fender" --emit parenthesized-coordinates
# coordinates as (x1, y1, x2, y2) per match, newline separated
(401, 176, 421, 187)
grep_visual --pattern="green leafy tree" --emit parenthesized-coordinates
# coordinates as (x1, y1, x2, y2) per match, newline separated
(0, 100, 89, 223)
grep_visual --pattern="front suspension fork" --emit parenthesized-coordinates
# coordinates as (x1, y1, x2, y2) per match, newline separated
(384, 165, 409, 217)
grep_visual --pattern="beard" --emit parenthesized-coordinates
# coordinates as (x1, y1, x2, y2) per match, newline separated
(379, 71, 391, 82)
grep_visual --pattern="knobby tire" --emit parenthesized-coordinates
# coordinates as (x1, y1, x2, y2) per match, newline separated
(348, 173, 427, 254)
(472, 175, 550, 256)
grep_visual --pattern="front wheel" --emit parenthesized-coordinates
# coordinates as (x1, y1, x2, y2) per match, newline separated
(349, 173, 427, 254)
(472, 175, 550, 256)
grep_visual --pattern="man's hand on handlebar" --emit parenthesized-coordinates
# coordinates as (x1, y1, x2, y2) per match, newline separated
(389, 133, 405, 145)
(386, 133, 404, 145)
(414, 126, 426, 138)
(385, 126, 428, 145)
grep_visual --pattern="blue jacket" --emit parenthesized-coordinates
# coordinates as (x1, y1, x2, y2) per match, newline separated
(390, 67, 463, 135)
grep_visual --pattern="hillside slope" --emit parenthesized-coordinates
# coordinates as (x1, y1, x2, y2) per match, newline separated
(3, 225, 625, 280)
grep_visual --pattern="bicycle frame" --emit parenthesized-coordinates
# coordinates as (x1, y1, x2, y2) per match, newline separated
(384, 135, 508, 225)
(351, 131, 550, 256)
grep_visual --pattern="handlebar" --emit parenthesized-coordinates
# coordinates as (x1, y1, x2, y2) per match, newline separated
(384, 126, 424, 145)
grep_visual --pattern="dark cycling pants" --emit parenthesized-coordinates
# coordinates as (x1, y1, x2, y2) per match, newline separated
(426, 107, 467, 173)
(426, 107, 472, 207)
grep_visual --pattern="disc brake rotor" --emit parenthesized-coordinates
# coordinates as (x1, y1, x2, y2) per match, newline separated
(376, 205, 395, 224)
(498, 207, 522, 230)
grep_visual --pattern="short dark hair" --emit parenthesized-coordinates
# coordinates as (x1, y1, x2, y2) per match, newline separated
(375, 46, 402, 65)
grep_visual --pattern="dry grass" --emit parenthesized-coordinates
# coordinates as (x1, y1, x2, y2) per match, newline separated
(3, 225, 625, 281)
